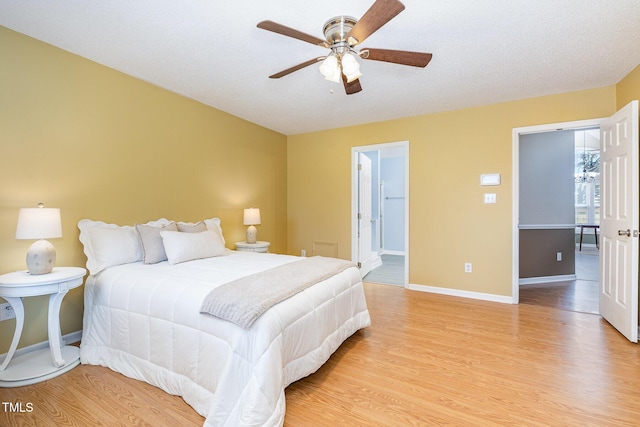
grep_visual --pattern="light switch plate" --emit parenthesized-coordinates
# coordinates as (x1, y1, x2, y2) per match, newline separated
(484, 193, 497, 204)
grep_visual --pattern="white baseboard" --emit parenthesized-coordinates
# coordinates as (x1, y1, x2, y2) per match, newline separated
(519, 274, 577, 285)
(406, 283, 514, 304)
(0, 330, 82, 360)
(577, 243, 598, 249)
(382, 250, 405, 256)
(370, 255, 382, 270)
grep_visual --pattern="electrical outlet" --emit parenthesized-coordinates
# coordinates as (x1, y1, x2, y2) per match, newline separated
(0, 303, 16, 321)
(556, 252, 562, 262)
(464, 263, 473, 273)
(301, 249, 306, 257)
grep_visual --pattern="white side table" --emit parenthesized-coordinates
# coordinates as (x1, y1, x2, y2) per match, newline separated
(235, 241, 270, 253)
(0, 266, 86, 387)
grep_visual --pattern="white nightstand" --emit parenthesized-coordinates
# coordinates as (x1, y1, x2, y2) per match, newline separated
(0, 266, 86, 387)
(235, 241, 270, 253)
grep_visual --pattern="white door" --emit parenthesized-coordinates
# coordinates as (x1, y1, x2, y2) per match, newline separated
(358, 153, 374, 276)
(599, 100, 639, 343)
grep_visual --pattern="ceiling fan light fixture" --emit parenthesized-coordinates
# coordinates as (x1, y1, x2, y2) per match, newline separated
(340, 52, 358, 72)
(326, 69, 342, 83)
(319, 55, 338, 76)
(319, 54, 341, 83)
(341, 52, 362, 82)
(345, 70, 362, 83)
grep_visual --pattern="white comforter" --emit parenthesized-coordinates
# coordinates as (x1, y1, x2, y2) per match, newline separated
(80, 251, 370, 426)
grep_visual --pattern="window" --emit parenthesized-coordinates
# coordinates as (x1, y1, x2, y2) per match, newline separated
(574, 129, 600, 225)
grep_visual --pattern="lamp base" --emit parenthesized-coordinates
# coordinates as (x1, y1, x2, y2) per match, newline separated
(26, 239, 56, 275)
(246, 225, 257, 244)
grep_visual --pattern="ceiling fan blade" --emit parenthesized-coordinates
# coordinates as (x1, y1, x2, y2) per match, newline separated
(342, 75, 363, 95)
(257, 20, 327, 47)
(346, 0, 405, 46)
(361, 48, 432, 67)
(269, 58, 322, 79)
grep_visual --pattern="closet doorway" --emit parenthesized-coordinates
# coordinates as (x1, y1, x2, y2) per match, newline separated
(351, 141, 408, 287)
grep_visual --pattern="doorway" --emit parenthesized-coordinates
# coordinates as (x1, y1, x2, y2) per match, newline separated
(512, 117, 603, 305)
(351, 141, 409, 287)
(517, 127, 601, 314)
(517, 102, 639, 343)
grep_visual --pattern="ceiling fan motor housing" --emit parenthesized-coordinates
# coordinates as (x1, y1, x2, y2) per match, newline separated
(323, 16, 358, 47)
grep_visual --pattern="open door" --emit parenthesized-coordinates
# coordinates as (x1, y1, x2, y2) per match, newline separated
(599, 100, 639, 343)
(357, 152, 374, 276)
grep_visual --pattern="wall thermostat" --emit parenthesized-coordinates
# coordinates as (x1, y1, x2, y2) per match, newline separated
(480, 173, 501, 186)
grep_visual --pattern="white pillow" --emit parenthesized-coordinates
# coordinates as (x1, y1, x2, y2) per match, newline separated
(160, 229, 227, 265)
(203, 217, 226, 244)
(78, 219, 143, 275)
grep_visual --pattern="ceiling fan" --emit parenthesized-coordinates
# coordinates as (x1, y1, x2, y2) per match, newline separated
(257, 0, 432, 95)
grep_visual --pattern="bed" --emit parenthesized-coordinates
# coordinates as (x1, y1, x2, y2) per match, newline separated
(77, 218, 371, 427)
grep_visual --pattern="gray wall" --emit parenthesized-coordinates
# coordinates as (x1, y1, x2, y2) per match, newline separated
(520, 131, 575, 225)
(519, 130, 576, 279)
(520, 229, 576, 278)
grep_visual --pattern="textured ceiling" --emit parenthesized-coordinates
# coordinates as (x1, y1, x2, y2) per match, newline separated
(1, 1, 640, 135)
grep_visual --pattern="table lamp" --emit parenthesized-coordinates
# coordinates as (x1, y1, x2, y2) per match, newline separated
(243, 208, 261, 244)
(15, 203, 63, 275)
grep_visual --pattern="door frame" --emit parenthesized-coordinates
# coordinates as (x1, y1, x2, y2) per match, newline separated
(357, 151, 374, 277)
(512, 118, 603, 303)
(352, 140, 409, 287)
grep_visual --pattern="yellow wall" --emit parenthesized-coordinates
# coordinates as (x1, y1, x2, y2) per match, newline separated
(617, 64, 640, 109)
(0, 27, 287, 353)
(288, 87, 617, 297)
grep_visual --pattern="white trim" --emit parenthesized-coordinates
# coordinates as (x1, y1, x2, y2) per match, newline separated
(352, 141, 409, 287)
(512, 117, 604, 304)
(578, 243, 598, 249)
(518, 224, 577, 230)
(519, 274, 577, 285)
(513, 119, 601, 135)
(382, 250, 405, 256)
(370, 255, 382, 270)
(407, 283, 514, 304)
(0, 329, 82, 360)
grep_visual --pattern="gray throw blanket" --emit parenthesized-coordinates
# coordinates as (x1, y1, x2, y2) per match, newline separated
(200, 256, 357, 329)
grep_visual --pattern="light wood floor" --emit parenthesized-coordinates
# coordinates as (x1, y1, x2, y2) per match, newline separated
(2, 282, 639, 426)
(520, 248, 599, 314)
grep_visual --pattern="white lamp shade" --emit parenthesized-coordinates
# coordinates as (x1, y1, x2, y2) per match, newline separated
(319, 55, 342, 83)
(243, 208, 261, 226)
(319, 55, 338, 78)
(16, 207, 62, 240)
(16, 206, 62, 274)
(326, 71, 341, 83)
(341, 53, 358, 73)
(341, 53, 362, 83)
